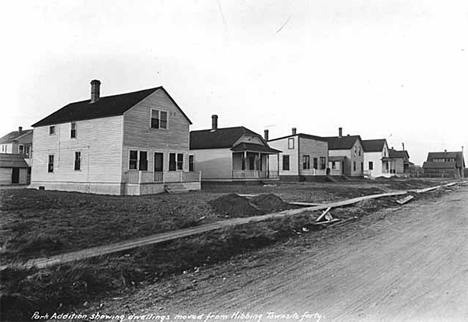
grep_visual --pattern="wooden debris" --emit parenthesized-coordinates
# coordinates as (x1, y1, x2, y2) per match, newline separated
(316, 207, 332, 222)
(289, 201, 322, 207)
(396, 195, 414, 205)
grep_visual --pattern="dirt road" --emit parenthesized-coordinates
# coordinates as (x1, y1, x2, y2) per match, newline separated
(114, 184, 468, 322)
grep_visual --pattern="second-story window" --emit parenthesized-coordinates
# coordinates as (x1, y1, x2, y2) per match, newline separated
(71, 122, 77, 138)
(19, 145, 24, 154)
(49, 126, 55, 135)
(288, 138, 294, 149)
(150, 110, 168, 129)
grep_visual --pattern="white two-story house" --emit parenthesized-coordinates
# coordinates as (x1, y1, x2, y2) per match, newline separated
(30, 80, 200, 195)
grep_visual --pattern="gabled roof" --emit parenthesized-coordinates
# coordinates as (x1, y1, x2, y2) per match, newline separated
(322, 135, 362, 150)
(268, 133, 328, 143)
(362, 139, 387, 153)
(0, 129, 33, 144)
(0, 153, 29, 168)
(389, 148, 410, 159)
(426, 151, 465, 168)
(190, 126, 264, 150)
(231, 142, 281, 154)
(32, 86, 192, 127)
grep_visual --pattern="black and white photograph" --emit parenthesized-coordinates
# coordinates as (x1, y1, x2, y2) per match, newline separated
(1, 1, 467, 321)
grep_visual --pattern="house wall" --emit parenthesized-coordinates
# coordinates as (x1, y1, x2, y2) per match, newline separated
(299, 137, 328, 177)
(30, 115, 124, 195)
(364, 152, 384, 177)
(122, 89, 192, 182)
(191, 148, 233, 180)
(0, 168, 11, 185)
(268, 136, 299, 179)
(394, 158, 405, 174)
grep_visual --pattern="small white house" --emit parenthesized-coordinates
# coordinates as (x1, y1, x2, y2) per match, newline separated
(362, 139, 395, 178)
(189, 115, 281, 182)
(267, 128, 328, 181)
(30, 80, 200, 195)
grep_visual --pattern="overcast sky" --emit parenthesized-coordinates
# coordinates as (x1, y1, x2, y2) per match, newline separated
(1, 0, 467, 165)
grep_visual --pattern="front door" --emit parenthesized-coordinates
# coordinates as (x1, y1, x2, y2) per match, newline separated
(154, 153, 164, 172)
(12, 168, 20, 184)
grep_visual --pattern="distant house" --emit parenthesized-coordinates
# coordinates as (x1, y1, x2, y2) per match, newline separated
(0, 127, 33, 185)
(323, 128, 364, 177)
(362, 139, 393, 178)
(423, 150, 465, 178)
(0, 154, 30, 185)
(30, 80, 200, 195)
(389, 148, 411, 175)
(267, 128, 328, 181)
(189, 115, 281, 182)
(0, 127, 33, 160)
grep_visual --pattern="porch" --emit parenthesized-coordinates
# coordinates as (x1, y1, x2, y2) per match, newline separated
(231, 143, 281, 181)
(123, 170, 201, 195)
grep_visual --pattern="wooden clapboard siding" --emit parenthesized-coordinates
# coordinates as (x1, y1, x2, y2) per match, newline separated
(299, 136, 328, 176)
(268, 136, 299, 176)
(123, 89, 190, 150)
(0, 168, 11, 185)
(192, 148, 232, 180)
(31, 116, 124, 184)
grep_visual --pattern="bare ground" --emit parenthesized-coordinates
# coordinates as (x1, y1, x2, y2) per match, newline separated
(93, 183, 468, 322)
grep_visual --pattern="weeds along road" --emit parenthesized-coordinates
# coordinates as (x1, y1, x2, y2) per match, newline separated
(127, 184, 468, 322)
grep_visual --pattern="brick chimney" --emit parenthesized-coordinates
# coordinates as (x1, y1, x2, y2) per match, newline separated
(264, 129, 269, 141)
(339, 127, 343, 138)
(211, 115, 218, 131)
(402, 142, 405, 151)
(18, 126, 23, 135)
(292, 127, 297, 135)
(90, 79, 101, 103)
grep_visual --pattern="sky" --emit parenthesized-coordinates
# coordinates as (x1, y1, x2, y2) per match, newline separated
(1, 0, 467, 165)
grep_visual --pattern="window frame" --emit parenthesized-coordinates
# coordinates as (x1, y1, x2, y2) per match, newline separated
(369, 161, 374, 170)
(313, 157, 318, 170)
(129, 150, 138, 170)
(169, 153, 177, 171)
(74, 151, 81, 171)
(302, 155, 310, 170)
(288, 138, 295, 149)
(71, 122, 77, 139)
(150, 109, 169, 130)
(320, 157, 326, 170)
(18, 144, 24, 154)
(48, 154, 54, 173)
(177, 153, 184, 170)
(189, 155, 194, 172)
(139, 151, 148, 171)
(49, 125, 56, 136)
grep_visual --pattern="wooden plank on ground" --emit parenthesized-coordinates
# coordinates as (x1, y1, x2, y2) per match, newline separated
(396, 195, 414, 205)
(316, 207, 332, 222)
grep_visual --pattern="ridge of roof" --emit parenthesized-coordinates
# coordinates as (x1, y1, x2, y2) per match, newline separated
(32, 86, 192, 127)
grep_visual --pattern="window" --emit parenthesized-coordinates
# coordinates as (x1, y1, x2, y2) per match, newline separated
(139, 151, 148, 171)
(154, 153, 164, 172)
(19, 145, 24, 154)
(361, 162, 364, 170)
(331, 161, 336, 169)
(189, 155, 194, 172)
(320, 157, 326, 170)
(129, 150, 138, 169)
(25, 146, 31, 157)
(48, 155, 54, 173)
(177, 153, 183, 170)
(302, 155, 310, 170)
(74, 151, 81, 171)
(288, 138, 295, 149)
(369, 161, 374, 170)
(282, 155, 290, 171)
(313, 157, 318, 170)
(358, 147, 362, 156)
(353, 161, 356, 171)
(49, 126, 55, 135)
(150, 109, 168, 129)
(71, 122, 77, 138)
(169, 153, 176, 171)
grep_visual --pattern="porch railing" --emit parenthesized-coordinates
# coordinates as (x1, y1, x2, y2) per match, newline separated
(125, 170, 201, 184)
(232, 170, 279, 179)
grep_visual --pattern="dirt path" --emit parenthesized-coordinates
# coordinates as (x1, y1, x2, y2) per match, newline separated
(118, 184, 468, 322)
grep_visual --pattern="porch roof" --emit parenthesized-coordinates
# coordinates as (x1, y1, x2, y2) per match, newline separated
(329, 156, 346, 162)
(0, 153, 29, 168)
(231, 143, 281, 154)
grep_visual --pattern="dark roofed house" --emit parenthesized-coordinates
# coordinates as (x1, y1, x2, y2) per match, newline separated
(30, 79, 200, 195)
(0, 127, 33, 160)
(388, 148, 411, 175)
(190, 115, 281, 182)
(322, 127, 364, 177)
(423, 150, 465, 178)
